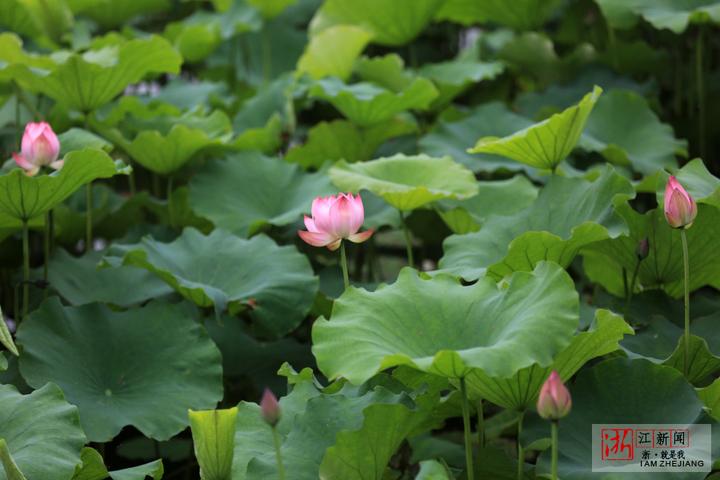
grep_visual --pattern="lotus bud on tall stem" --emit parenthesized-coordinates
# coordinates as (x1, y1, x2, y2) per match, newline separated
(537, 371, 572, 480)
(663, 176, 697, 376)
(261, 388, 285, 480)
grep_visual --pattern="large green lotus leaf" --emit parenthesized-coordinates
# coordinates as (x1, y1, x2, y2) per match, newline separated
(44, 249, 173, 307)
(57, 128, 112, 156)
(8, 36, 181, 112)
(114, 123, 230, 175)
(0, 383, 86, 480)
(313, 262, 578, 385)
(106, 228, 317, 338)
(309, 77, 438, 127)
(329, 154, 478, 211)
(0, 149, 128, 222)
(580, 90, 687, 175)
(354, 54, 413, 92)
(313, 0, 445, 46)
(17, 299, 223, 442)
(468, 86, 602, 171)
(698, 378, 720, 421)
(536, 358, 707, 479)
(435, 0, 562, 30)
(236, 375, 438, 480)
(435, 175, 538, 234)
(582, 204, 720, 298)
(285, 118, 417, 169)
(595, 0, 720, 33)
(188, 152, 335, 236)
(72, 447, 163, 480)
(416, 460, 451, 480)
(0, 34, 56, 83)
(297, 25, 371, 81)
(465, 310, 633, 410)
(66, 0, 169, 28)
(440, 166, 634, 280)
(0, 0, 73, 45)
(419, 59, 505, 108)
(419, 102, 534, 173)
(232, 75, 293, 153)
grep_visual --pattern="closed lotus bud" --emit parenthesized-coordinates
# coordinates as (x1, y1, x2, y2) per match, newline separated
(636, 238, 649, 260)
(537, 371, 572, 421)
(664, 176, 697, 229)
(260, 388, 280, 427)
(12, 122, 62, 176)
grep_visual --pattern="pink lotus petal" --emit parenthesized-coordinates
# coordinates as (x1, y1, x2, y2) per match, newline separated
(347, 229, 374, 244)
(304, 215, 319, 233)
(298, 229, 336, 247)
(326, 238, 342, 251)
(664, 176, 696, 228)
(312, 196, 334, 233)
(328, 194, 354, 238)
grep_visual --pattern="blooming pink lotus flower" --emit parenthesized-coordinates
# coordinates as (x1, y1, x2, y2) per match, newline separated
(664, 176, 697, 229)
(537, 371, 572, 420)
(298, 193, 374, 251)
(12, 122, 62, 176)
(260, 388, 280, 427)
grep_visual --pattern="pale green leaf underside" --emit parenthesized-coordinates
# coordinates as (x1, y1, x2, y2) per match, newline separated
(312, 262, 579, 384)
(468, 86, 602, 170)
(329, 154, 479, 211)
(297, 25, 371, 81)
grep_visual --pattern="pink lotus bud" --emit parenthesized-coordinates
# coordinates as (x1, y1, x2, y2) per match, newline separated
(260, 388, 280, 427)
(537, 371, 572, 421)
(298, 193, 374, 251)
(12, 122, 62, 176)
(664, 176, 697, 229)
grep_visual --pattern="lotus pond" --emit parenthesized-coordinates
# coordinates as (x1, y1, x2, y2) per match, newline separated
(0, 0, 719, 479)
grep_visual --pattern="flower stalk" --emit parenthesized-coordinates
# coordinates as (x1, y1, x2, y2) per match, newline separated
(399, 210, 414, 267)
(551, 420, 559, 480)
(22, 219, 29, 320)
(681, 228, 690, 376)
(340, 241, 349, 289)
(459, 377, 475, 480)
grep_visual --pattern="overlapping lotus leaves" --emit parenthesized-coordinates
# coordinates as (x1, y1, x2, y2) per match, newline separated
(0, 149, 129, 223)
(419, 58, 505, 108)
(313, 0, 445, 46)
(44, 249, 173, 307)
(0, 0, 72, 45)
(232, 75, 293, 153)
(435, 175, 538, 234)
(329, 154, 478, 211)
(440, 166, 634, 280)
(582, 204, 720, 298)
(309, 77, 438, 127)
(0, 383, 86, 480)
(536, 358, 706, 479)
(17, 299, 223, 442)
(5, 35, 181, 111)
(595, 0, 720, 33)
(698, 378, 720, 421)
(436, 0, 563, 30)
(297, 25, 371, 81)
(468, 86, 602, 171)
(354, 54, 412, 92)
(234, 372, 438, 480)
(285, 118, 417, 168)
(465, 310, 633, 409)
(57, 128, 112, 155)
(419, 102, 534, 172)
(247, 0, 297, 18)
(580, 90, 687, 174)
(105, 228, 318, 337)
(313, 262, 579, 385)
(67, 0, 170, 29)
(72, 447, 164, 480)
(189, 152, 336, 236)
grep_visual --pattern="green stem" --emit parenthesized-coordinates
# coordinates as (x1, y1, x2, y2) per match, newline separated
(43, 212, 50, 299)
(696, 26, 706, 160)
(271, 426, 286, 480)
(517, 411, 525, 480)
(459, 377, 475, 480)
(339, 241, 350, 290)
(399, 210, 414, 267)
(476, 398, 485, 450)
(85, 183, 93, 253)
(14, 83, 21, 142)
(551, 420, 559, 480)
(167, 176, 174, 227)
(262, 26, 272, 85)
(624, 260, 641, 313)
(681, 229, 690, 376)
(22, 219, 29, 321)
(606, 22, 618, 70)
